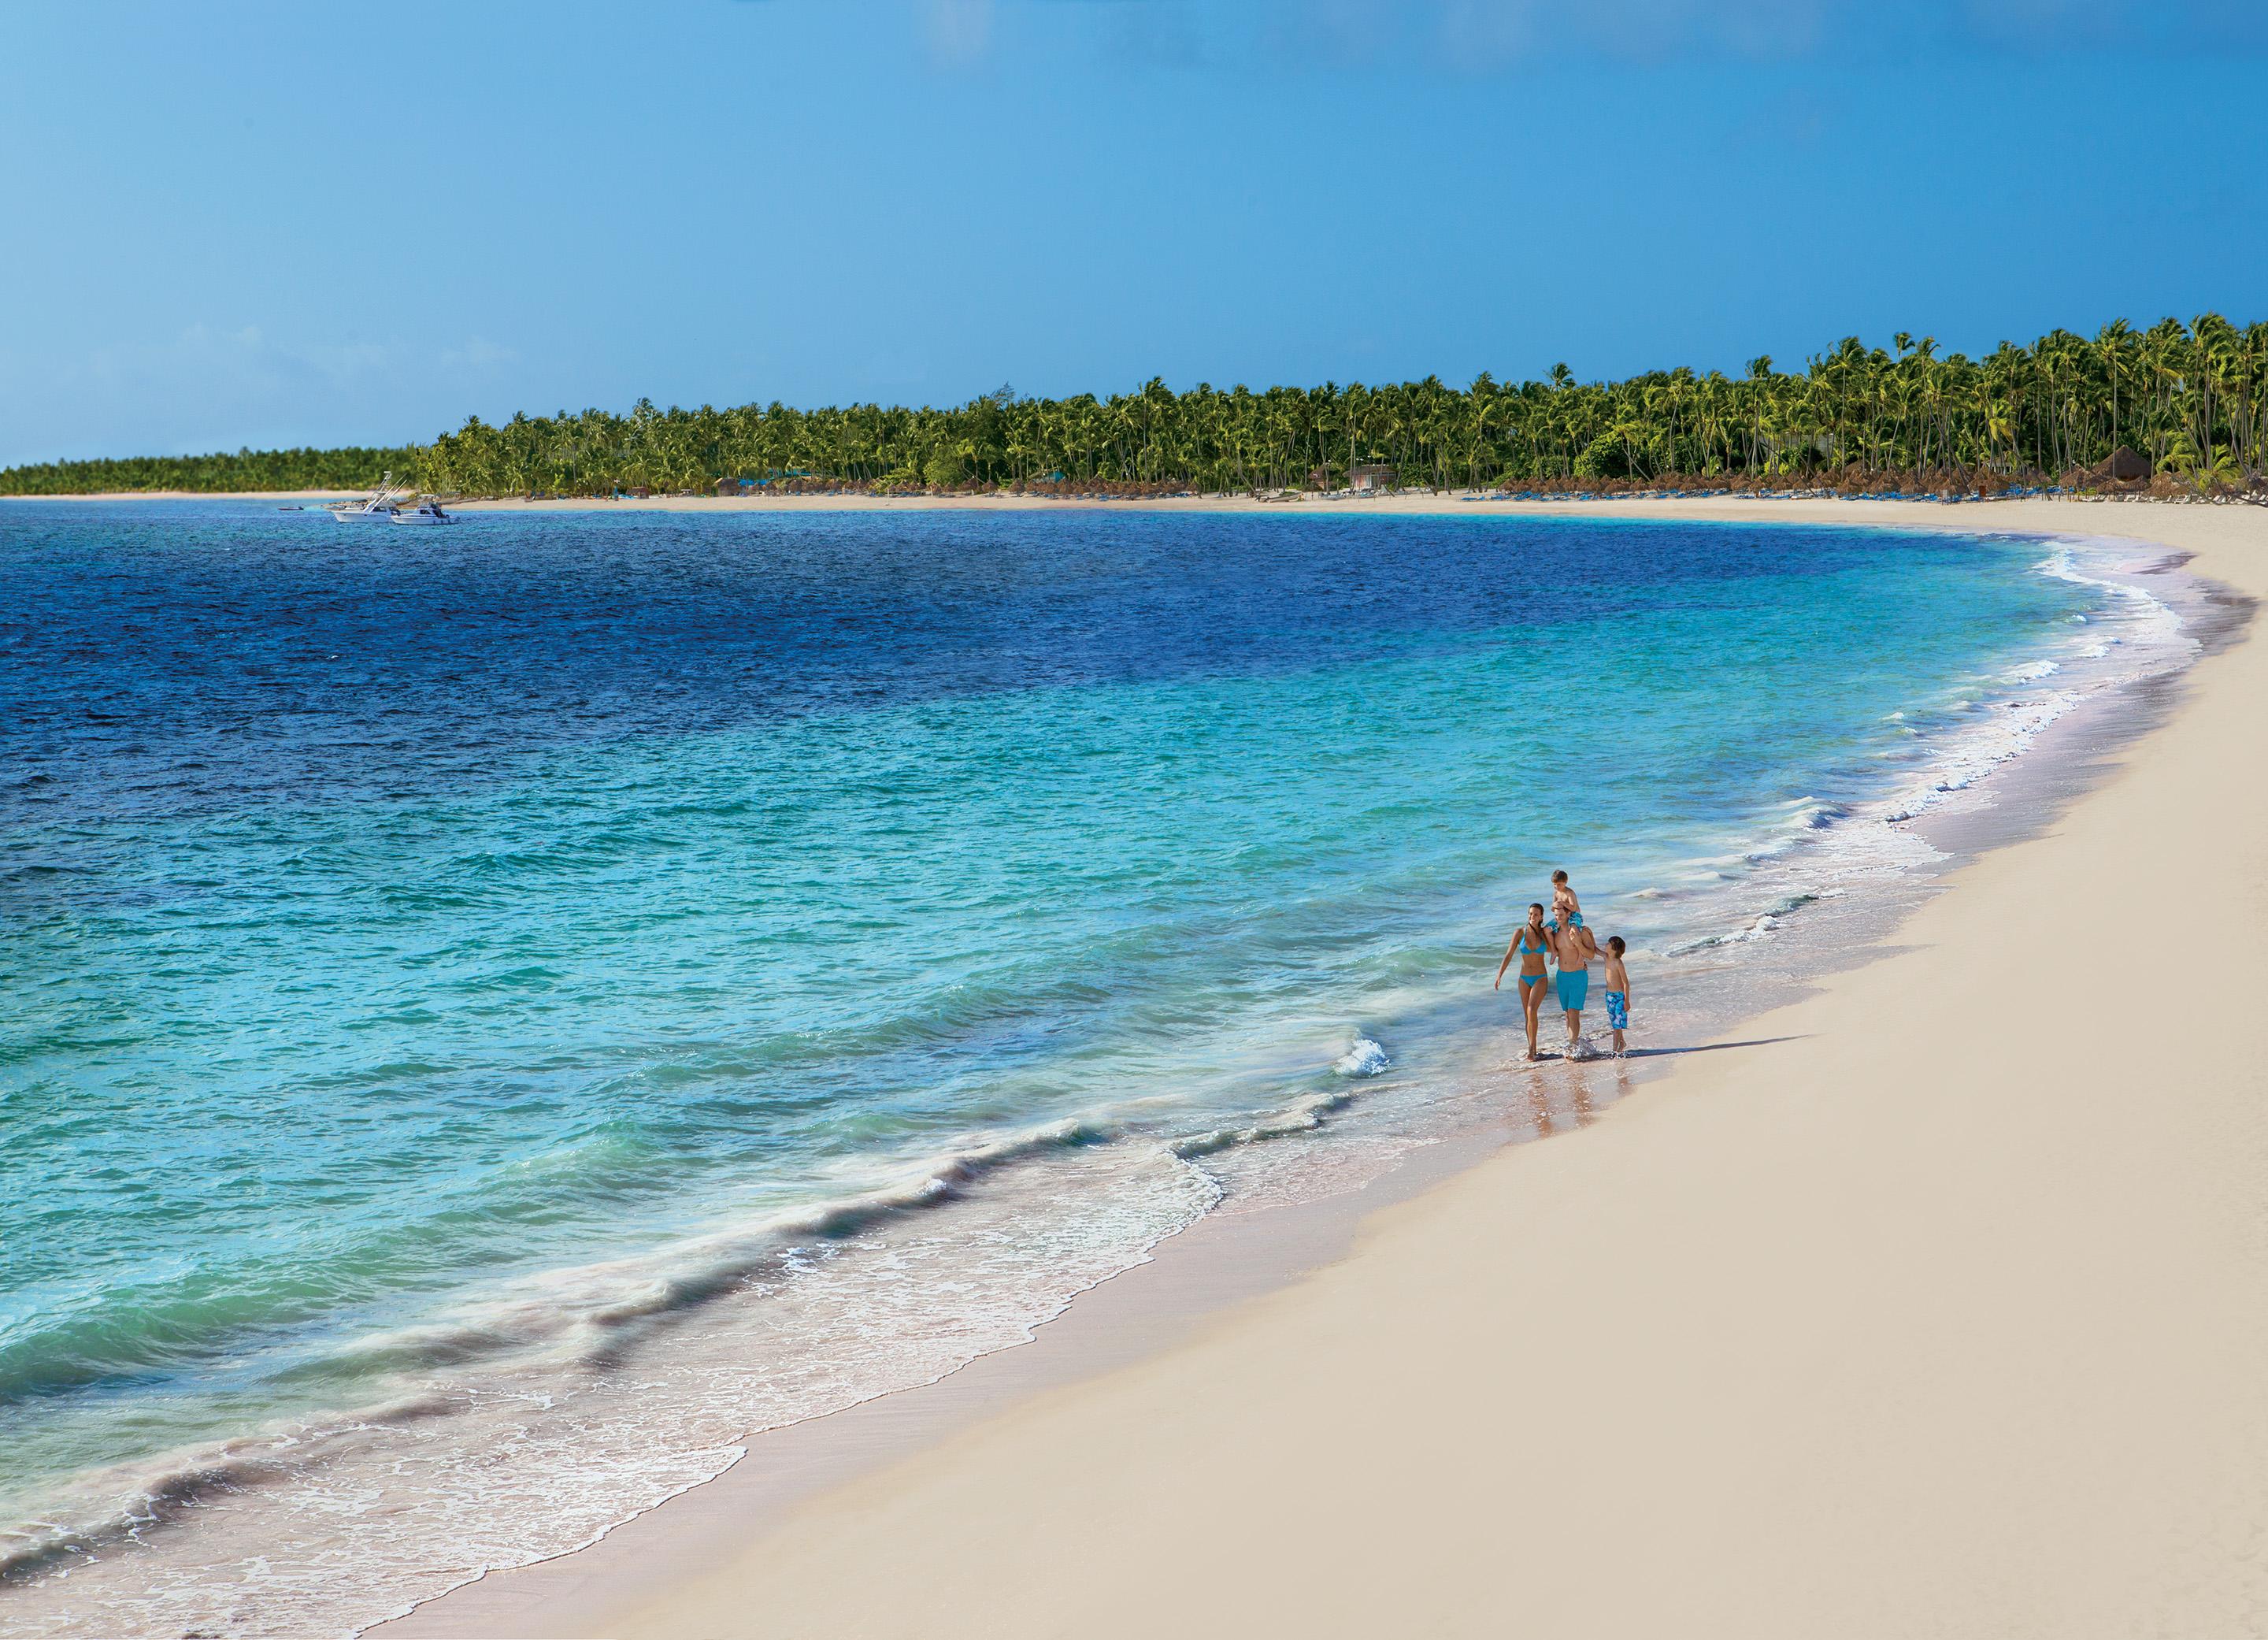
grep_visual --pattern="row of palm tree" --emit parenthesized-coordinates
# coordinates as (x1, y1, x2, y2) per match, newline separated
(0, 444, 424, 497)
(6, 316, 2262, 498)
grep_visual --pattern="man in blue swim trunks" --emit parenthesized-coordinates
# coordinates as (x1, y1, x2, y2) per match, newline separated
(1546, 913, 1599, 1057)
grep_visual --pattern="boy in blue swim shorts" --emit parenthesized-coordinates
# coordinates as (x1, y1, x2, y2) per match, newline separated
(1602, 935, 1632, 1058)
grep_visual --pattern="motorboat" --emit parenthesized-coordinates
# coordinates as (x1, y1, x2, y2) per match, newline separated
(326, 493, 402, 521)
(324, 474, 413, 521)
(391, 502, 454, 526)
(326, 486, 409, 521)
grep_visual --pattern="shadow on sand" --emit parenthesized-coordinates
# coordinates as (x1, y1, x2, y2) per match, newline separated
(1612, 1034, 1807, 1059)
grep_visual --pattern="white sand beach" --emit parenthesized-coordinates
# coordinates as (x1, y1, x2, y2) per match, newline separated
(356, 495, 2266, 1638)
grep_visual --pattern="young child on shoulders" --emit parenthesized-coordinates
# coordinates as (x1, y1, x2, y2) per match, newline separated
(1547, 868, 1583, 931)
(1602, 936, 1632, 1058)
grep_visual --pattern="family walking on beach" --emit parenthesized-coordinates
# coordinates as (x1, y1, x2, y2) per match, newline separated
(1492, 870, 1632, 1062)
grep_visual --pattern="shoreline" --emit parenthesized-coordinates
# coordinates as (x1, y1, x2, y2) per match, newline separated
(368, 498, 2268, 1640)
(0, 488, 367, 502)
(9, 485, 2264, 517)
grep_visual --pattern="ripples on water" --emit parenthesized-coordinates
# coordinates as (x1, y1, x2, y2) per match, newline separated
(0, 503, 2184, 1635)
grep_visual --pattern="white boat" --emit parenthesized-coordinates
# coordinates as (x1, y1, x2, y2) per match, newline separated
(326, 495, 402, 521)
(326, 493, 406, 521)
(391, 503, 454, 526)
(324, 474, 411, 521)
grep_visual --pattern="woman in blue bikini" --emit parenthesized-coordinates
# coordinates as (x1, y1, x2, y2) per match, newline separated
(1492, 903, 1556, 1062)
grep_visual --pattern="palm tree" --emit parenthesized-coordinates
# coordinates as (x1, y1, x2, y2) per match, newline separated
(21, 314, 2268, 499)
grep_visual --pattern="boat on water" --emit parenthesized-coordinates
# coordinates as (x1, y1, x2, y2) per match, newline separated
(324, 482, 411, 522)
(321, 477, 455, 525)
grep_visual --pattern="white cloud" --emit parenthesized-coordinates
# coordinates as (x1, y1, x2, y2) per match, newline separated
(2, 325, 522, 465)
(925, 0, 995, 63)
(439, 336, 519, 371)
(1089, 0, 2237, 68)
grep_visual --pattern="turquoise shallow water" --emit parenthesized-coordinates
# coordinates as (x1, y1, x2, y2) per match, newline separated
(0, 503, 2150, 1633)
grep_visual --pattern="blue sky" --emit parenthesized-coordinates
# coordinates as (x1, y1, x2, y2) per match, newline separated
(2, 0, 2261, 466)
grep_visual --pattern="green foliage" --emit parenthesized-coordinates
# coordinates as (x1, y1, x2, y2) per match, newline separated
(1574, 432, 1627, 480)
(6, 314, 2264, 498)
(0, 446, 420, 495)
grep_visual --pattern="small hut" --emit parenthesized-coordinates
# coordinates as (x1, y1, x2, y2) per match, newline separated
(1350, 463, 1396, 493)
(714, 477, 751, 496)
(2081, 447, 2151, 488)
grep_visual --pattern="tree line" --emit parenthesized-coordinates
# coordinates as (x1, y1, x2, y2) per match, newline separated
(0, 444, 424, 498)
(5, 315, 2262, 499)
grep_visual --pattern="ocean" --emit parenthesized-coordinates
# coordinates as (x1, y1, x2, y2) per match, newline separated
(0, 502, 2193, 1637)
